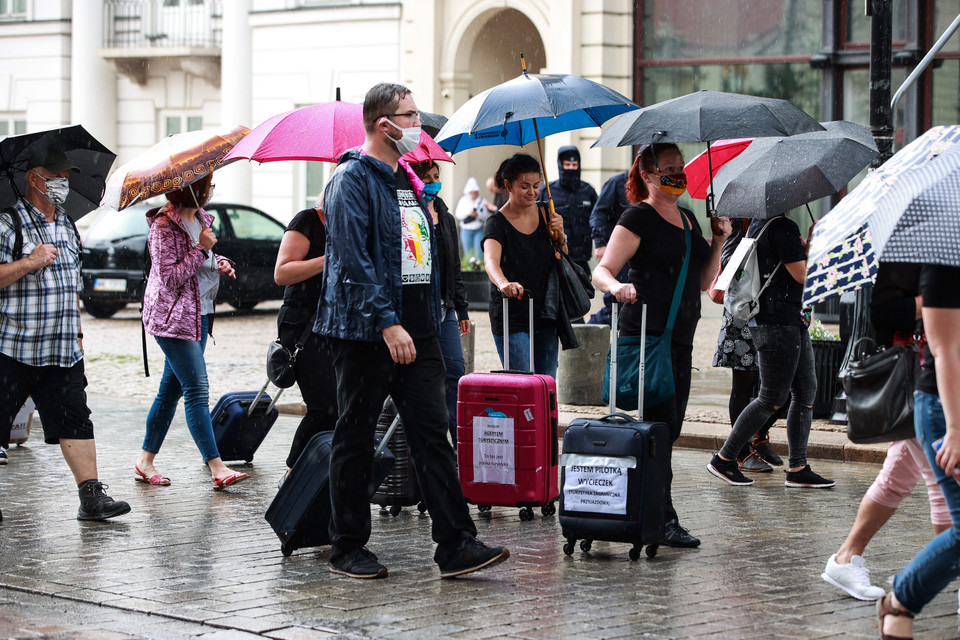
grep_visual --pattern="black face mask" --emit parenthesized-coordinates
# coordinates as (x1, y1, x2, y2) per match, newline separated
(557, 146, 581, 190)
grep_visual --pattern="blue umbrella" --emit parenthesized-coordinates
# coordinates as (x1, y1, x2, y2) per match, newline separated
(804, 125, 960, 305)
(435, 56, 637, 225)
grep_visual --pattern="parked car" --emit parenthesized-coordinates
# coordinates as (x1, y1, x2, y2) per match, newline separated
(81, 202, 287, 318)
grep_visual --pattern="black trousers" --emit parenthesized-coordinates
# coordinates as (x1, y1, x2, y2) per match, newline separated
(327, 336, 476, 566)
(645, 341, 693, 525)
(279, 316, 339, 468)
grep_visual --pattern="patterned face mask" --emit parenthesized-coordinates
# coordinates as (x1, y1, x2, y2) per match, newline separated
(43, 176, 70, 205)
(654, 172, 687, 195)
(422, 181, 442, 202)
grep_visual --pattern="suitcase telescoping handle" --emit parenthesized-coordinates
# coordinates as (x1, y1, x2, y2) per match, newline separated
(609, 302, 647, 421)
(249, 379, 283, 418)
(501, 293, 534, 372)
(374, 396, 401, 457)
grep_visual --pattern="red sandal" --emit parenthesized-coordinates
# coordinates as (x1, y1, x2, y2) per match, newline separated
(877, 592, 913, 640)
(134, 465, 171, 486)
(212, 471, 249, 490)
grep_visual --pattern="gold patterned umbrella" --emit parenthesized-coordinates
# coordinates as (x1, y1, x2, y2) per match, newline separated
(100, 125, 249, 210)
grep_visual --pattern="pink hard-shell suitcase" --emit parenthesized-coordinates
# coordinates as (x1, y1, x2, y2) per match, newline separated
(456, 296, 560, 520)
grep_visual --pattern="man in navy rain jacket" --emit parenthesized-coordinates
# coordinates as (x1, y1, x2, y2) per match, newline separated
(317, 82, 509, 580)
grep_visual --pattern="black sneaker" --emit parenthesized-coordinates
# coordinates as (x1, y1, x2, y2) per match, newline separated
(707, 454, 754, 486)
(753, 439, 783, 466)
(785, 465, 835, 488)
(739, 451, 773, 473)
(330, 547, 388, 579)
(660, 518, 700, 548)
(438, 536, 510, 579)
(77, 481, 131, 521)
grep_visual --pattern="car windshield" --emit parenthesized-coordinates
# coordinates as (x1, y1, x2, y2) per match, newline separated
(85, 208, 149, 243)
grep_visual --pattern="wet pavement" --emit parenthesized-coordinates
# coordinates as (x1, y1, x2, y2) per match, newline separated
(2, 392, 959, 639)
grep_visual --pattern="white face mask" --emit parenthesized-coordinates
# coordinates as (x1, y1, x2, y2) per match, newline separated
(43, 176, 70, 205)
(383, 118, 421, 156)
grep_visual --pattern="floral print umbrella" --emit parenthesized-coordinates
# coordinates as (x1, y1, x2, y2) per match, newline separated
(804, 124, 960, 305)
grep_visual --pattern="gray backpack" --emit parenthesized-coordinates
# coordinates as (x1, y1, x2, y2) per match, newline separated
(723, 218, 782, 322)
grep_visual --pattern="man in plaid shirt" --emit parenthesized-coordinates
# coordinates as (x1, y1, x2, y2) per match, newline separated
(0, 146, 129, 521)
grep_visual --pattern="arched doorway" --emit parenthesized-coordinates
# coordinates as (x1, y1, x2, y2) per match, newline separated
(441, 7, 548, 229)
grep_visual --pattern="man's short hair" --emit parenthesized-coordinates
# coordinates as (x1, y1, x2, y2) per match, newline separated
(363, 83, 411, 133)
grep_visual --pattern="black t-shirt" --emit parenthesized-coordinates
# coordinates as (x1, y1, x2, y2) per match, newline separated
(917, 264, 960, 395)
(281, 208, 326, 310)
(483, 211, 557, 336)
(396, 168, 433, 339)
(617, 203, 710, 345)
(749, 216, 807, 326)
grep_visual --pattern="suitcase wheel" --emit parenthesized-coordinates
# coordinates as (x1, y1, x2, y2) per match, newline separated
(519, 507, 534, 522)
(579, 539, 592, 553)
(417, 501, 427, 514)
(389, 505, 402, 517)
(645, 544, 658, 559)
(562, 539, 576, 556)
(629, 546, 641, 561)
(540, 503, 556, 517)
(281, 543, 293, 557)
(477, 505, 492, 513)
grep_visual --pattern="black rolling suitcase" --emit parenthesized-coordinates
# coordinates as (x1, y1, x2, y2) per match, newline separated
(210, 380, 282, 463)
(264, 398, 398, 556)
(372, 396, 425, 517)
(559, 303, 670, 560)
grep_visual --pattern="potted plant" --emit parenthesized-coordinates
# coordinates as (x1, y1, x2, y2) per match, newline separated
(809, 319, 842, 418)
(460, 255, 489, 311)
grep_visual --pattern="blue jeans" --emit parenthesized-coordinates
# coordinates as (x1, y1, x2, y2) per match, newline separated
(460, 226, 484, 260)
(719, 324, 816, 468)
(493, 328, 559, 378)
(143, 314, 220, 463)
(438, 309, 465, 444)
(893, 391, 960, 614)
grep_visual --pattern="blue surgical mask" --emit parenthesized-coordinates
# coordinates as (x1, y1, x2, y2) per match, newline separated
(422, 181, 442, 202)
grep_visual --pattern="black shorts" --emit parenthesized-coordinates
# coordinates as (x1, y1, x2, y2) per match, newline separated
(0, 352, 94, 445)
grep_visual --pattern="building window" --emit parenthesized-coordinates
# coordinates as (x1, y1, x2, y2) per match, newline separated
(0, 118, 27, 138)
(303, 161, 327, 210)
(0, 0, 27, 17)
(164, 114, 203, 137)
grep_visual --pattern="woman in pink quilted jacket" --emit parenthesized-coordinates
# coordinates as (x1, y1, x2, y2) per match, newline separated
(134, 174, 248, 490)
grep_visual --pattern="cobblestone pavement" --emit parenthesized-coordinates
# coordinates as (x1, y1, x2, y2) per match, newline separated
(2, 392, 958, 639)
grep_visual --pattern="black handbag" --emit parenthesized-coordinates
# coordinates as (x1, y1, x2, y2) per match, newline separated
(556, 251, 594, 319)
(266, 321, 315, 389)
(841, 337, 920, 444)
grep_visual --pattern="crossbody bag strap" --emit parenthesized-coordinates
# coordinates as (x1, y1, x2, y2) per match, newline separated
(752, 217, 783, 300)
(664, 211, 692, 333)
(291, 315, 317, 358)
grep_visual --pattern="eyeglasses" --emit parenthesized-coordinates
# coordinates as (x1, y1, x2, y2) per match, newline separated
(380, 111, 420, 122)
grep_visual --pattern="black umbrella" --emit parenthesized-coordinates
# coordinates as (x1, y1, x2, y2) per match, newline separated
(419, 111, 448, 138)
(0, 125, 116, 220)
(708, 120, 878, 219)
(592, 90, 824, 217)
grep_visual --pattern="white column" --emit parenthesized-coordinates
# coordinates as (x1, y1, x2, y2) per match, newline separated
(70, 0, 116, 151)
(218, 0, 252, 205)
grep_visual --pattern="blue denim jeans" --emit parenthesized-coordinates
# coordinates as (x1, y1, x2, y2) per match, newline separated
(460, 226, 484, 260)
(438, 309, 465, 444)
(719, 324, 816, 468)
(893, 391, 960, 614)
(492, 328, 559, 378)
(143, 314, 220, 463)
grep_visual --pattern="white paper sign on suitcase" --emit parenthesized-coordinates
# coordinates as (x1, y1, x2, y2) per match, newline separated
(560, 453, 636, 515)
(472, 410, 515, 485)
(9, 397, 35, 444)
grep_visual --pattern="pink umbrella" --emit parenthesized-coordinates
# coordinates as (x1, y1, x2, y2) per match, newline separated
(224, 100, 364, 164)
(683, 138, 752, 199)
(403, 130, 454, 164)
(224, 96, 452, 165)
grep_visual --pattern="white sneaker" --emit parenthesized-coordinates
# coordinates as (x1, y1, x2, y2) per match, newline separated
(821, 554, 885, 601)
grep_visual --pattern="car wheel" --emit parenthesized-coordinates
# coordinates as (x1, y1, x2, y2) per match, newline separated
(229, 299, 259, 311)
(82, 299, 126, 318)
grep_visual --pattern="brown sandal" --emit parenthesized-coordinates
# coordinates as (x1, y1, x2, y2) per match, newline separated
(877, 592, 913, 640)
